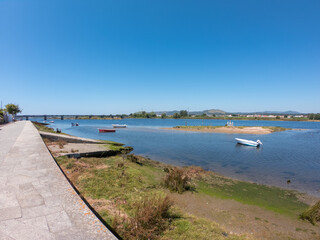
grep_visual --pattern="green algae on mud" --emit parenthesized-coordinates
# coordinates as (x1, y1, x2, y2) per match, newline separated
(196, 175, 308, 217)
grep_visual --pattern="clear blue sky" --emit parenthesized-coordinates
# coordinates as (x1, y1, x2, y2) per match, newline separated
(0, 0, 319, 114)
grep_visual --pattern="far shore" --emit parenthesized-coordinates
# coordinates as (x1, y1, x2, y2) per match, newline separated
(162, 126, 292, 134)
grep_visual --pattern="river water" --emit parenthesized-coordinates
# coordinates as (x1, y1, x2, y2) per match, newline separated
(34, 118, 320, 196)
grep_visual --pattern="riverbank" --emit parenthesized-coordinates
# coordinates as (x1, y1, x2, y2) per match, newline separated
(35, 122, 320, 239)
(163, 126, 291, 134)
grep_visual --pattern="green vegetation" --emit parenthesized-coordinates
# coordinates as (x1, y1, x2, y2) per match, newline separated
(5, 103, 22, 116)
(261, 126, 292, 132)
(52, 150, 312, 239)
(32, 121, 57, 133)
(162, 215, 244, 240)
(54, 155, 248, 239)
(308, 113, 320, 120)
(173, 112, 181, 119)
(163, 168, 191, 193)
(300, 200, 320, 224)
(130, 111, 157, 118)
(196, 175, 308, 217)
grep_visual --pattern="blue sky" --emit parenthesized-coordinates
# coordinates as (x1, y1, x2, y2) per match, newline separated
(0, 0, 319, 114)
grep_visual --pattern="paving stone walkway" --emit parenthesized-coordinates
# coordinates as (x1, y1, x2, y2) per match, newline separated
(0, 121, 117, 240)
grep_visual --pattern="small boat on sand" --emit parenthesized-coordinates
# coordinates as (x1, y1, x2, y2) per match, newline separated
(235, 138, 262, 147)
(112, 124, 127, 128)
(98, 128, 116, 133)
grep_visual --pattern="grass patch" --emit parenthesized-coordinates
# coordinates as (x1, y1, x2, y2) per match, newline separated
(196, 175, 308, 217)
(300, 200, 320, 224)
(162, 215, 245, 240)
(262, 126, 291, 132)
(32, 121, 56, 133)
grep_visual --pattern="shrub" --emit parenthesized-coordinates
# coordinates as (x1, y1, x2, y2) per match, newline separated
(163, 168, 190, 193)
(127, 154, 138, 163)
(113, 194, 173, 240)
(300, 200, 320, 225)
(66, 162, 74, 169)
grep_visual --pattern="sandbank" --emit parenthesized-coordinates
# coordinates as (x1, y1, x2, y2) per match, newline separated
(162, 126, 291, 134)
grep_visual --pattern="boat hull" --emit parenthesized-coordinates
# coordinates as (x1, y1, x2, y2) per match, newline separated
(112, 124, 127, 128)
(235, 138, 261, 147)
(98, 129, 116, 133)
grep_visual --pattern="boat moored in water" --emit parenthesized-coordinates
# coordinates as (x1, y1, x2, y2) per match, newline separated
(98, 128, 116, 133)
(235, 138, 262, 147)
(112, 124, 127, 128)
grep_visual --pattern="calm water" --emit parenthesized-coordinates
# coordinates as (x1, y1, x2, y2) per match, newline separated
(35, 118, 320, 196)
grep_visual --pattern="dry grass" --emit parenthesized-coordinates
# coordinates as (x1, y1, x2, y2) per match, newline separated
(112, 193, 173, 240)
(300, 200, 320, 224)
(163, 168, 191, 193)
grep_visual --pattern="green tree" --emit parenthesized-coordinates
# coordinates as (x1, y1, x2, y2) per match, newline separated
(0, 108, 4, 117)
(161, 113, 167, 119)
(5, 104, 22, 116)
(309, 114, 315, 120)
(149, 112, 156, 118)
(173, 113, 181, 119)
(179, 110, 188, 117)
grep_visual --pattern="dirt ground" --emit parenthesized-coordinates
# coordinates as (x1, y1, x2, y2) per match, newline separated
(169, 192, 320, 240)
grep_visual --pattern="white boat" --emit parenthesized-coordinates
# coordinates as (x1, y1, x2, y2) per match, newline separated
(49, 121, 54, 123)
(235, 138, 262, 147)
(112, 124, 127, 128)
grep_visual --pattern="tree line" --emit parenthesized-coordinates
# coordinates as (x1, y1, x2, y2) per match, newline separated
(308, 113, 320, 120)
(130, 110, 189, 119)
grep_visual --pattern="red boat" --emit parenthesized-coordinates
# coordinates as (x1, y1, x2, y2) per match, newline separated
(98, 128, 116, 133)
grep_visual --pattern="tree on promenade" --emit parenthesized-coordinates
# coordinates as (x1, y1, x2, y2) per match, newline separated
(5, 103, 22, 118)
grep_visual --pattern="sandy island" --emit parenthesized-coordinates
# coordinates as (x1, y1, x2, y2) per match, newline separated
(162, 126, 291, 134)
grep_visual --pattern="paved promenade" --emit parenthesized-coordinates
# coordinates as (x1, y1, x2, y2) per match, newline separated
(0, 121, 117, 240)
